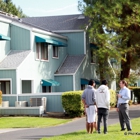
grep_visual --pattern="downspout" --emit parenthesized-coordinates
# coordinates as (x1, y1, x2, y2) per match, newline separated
(108, 58, 116, 90)
(73, 74, 76, 91)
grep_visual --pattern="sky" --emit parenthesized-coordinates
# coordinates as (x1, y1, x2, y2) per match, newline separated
(12, 0, 81, 17)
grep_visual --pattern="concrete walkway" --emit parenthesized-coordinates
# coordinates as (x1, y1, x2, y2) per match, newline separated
(0, 105, 140, 140)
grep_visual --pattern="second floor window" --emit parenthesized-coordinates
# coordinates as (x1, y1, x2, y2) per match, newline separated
(36, 43, 48, 60)
(53, 46, 58, 58)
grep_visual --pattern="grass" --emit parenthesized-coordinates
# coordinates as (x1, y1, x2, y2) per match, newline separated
(0, 117, 72, 128)
(41, 117, 140, 140)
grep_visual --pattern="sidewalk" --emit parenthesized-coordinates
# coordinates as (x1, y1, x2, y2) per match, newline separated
(0, 104, 139, 140)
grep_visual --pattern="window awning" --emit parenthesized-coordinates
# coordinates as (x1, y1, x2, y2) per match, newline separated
(81, 78, 89, 85)
(81, 78, 100, 85)
(0, 34, 11, 41)
(41, 79, 60, 86)
(35, 36, 67, 47)
(90, 43, 99, 49)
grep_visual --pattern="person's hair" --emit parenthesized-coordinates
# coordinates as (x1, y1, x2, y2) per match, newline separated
(101, 79, 108, 85)
(88, 79, 95, 86)
(120, 80, 128, 87)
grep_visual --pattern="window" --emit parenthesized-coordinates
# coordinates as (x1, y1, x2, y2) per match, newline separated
(0, 81, 10, 94)
(22, 80, 32, 93)
(42, 86, 51, 93)
(91, 49, 96, 63)
(41, 43, 48, 60)
(53, 46, 58, 58)
(36, 43, 48, 60)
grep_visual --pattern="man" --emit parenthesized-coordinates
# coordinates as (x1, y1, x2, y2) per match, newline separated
(96, 79, 110, 134)
(81, 79, 96, 134)
(117, 80, 132, 131)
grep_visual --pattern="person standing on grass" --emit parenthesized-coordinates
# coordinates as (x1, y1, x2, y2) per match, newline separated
(81, 79, 96, 134)
(96, 79, 110, 134)
(116, 80, 132, 131)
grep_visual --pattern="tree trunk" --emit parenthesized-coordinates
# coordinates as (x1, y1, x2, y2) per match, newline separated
(120, 52, 131, 80)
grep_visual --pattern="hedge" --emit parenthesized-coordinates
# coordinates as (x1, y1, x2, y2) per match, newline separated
(62, 91, 83, 117)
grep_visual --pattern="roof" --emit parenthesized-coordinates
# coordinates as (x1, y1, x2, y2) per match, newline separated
(55, 55, 85, 74)
(0, 50, 31, 69)
(22, 14, 89, 31)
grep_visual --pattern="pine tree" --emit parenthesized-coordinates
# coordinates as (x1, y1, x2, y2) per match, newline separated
(0, 0, 26, 17)
(79, 0, 140, 81)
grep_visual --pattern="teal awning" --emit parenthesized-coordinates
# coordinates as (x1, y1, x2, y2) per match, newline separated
(81, 78, 89, 85)
(93, 79, 100, 85)
(81, 78, 100, 85)
(35, 36, 67, 47)
(41, 79, 60, 86)
(0, 34, 11, 41)
(90, 43, 99, 49)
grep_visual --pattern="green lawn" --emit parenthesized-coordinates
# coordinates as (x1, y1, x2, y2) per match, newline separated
(0, 117, 72, 128)
(41, 118, 140, 140)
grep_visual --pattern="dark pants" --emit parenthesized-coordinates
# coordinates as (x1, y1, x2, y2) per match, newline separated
(97, 108, 109, 133)
(118, 104, 132, 130)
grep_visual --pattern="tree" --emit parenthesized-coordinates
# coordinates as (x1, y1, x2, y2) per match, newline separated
(79, 0, 140, 81)
(0, 0, 26, 17)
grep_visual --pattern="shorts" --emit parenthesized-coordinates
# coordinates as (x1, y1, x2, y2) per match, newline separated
(86, 105, 96, 123)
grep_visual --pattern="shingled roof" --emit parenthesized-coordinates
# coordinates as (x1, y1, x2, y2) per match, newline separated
(0, 50, 31, 69)
(55, 55, 85, 74)
(22, 14, 89, 31)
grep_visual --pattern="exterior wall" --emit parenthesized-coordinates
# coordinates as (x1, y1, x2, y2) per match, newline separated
(55, 75, 73, 92)
(11, 25, 30, 50)
(0, 21, 10, 61)
(61, 32, 85, 55)
(2, 93, 64, 112)
(74, 33, 96, 90)
(0, 70, 16, 94)
(17, 32, 67, 93)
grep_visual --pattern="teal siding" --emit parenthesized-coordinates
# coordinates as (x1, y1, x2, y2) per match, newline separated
(0, 70, 16, 94)
(74, 33, 96, 90)
(55, 75, 73, 92)
(11, 25, 30, 50)
(0, 21, 10, 61)
(2, 96, 17, 107)
(61, 32, 84, 55)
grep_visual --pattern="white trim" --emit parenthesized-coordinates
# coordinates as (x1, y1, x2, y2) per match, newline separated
(54, 30, 84, 33)
(73, 74, 75, 91)
(32, 28, 68, 40)
(54, 73, 74, 76)
(0, 68, 16, 70)
(0, 78, 12, 94)
(84, 31, 86, 54)
(74, 55, 86, 74)
(11, 21, 31, 30)
(18, 92, 63, 96)
(0, 17, 12, 24)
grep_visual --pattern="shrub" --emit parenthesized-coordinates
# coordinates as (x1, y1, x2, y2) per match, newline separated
(110, 89, 117, 107)
(62, 91, 84, 117)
